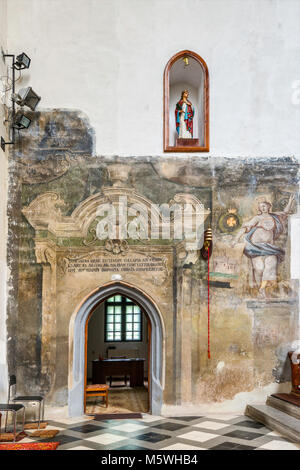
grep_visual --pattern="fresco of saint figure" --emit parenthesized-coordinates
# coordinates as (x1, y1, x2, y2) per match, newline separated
(175, 89, 195, 138)
(233, 194, 294, 297)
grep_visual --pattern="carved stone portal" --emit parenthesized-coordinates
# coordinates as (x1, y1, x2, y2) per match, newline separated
(22, 185, 210, 408)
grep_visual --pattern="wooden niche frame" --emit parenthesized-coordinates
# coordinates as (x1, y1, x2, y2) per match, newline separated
(163, 50, 209, 153)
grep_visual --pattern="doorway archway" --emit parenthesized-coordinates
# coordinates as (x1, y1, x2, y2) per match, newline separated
(68, 281, 165, 417)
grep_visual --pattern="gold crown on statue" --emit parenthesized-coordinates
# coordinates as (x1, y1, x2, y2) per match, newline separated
(228, 208, 237, 214)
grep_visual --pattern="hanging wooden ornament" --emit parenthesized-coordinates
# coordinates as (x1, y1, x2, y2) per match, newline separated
(200, 228, 213, 358)
(207, 244, 210, 359)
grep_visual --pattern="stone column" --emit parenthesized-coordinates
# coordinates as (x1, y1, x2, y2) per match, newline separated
(179, 266, 193, 404)
(175, 241, 195, 404)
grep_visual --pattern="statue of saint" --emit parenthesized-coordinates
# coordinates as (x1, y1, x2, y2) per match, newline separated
(233, 195, 294, 297)
(175, 89, 194, 138)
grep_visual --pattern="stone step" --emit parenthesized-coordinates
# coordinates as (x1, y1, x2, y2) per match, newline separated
(245, 404, 300, 443)
(266, 395, 300, 420)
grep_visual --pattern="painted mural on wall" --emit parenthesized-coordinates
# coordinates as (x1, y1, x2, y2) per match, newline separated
(210, 193, 296, 300)
(234, 196, 294, 298)
(6, 110, 299, 408)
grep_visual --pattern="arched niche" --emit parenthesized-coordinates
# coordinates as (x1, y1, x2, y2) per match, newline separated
(164, 50, 209, 152)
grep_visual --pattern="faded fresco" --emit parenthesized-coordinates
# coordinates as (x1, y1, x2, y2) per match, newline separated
(6, 110, 299, 409)
(233, 196, 294, 298)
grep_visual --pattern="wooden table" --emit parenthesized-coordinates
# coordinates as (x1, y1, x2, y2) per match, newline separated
(92, 358, 145, 387)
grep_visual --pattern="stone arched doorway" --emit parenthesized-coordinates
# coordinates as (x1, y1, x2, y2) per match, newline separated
(68, 281, 165, 417)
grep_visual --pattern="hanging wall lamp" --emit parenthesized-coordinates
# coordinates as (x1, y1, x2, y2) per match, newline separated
(14, 52, 31, 70)
(1, 51, 41, 152)
(13, 112, 31, 130)
(183, 56, 189, 67)
(13, 87, 41, 111)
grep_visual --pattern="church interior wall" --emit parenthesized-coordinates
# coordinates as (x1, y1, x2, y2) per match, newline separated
(0, 0, 299, 415)
(2, 108, 297, 413)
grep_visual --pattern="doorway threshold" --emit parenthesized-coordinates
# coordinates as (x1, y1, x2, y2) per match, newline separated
(87, 413, 143, 420)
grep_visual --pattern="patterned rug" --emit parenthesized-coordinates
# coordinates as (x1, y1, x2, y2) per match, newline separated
(30, 429, 59, 438)
(0, 431, 27, 442)
(86, 386, 148, 414)
(24, 422, 48, 430)
(0, 442, 60, 450)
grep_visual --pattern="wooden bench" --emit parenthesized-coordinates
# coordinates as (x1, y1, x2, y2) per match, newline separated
(85, 384, 109, 410)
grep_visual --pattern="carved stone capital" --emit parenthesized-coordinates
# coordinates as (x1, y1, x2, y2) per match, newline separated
(35, 240, 57, 268)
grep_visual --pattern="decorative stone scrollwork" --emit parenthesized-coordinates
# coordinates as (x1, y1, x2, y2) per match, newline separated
(23, 189, 211, 255)
(104, 239, 129, 256)
(22, 192, 66, 231)
(82, 227, 98, 246)
(35, 241, 56, 269)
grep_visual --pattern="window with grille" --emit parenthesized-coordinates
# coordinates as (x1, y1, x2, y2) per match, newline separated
(105, 295, 142, 342)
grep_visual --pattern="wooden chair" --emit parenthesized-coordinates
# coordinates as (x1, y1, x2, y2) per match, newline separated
(85, 384, 109, 410)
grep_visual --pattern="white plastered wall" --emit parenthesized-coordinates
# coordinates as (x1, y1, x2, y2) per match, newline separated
(5, 0, 300, 158)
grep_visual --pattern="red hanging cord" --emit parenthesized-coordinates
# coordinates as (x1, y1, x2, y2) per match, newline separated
(207, 245, 210, 359)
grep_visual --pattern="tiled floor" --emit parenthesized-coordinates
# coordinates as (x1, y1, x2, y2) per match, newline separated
(20, 414, 300, 450)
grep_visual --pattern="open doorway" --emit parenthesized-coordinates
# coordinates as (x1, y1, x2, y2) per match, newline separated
(69, 281, 164, 417)
(85, 294, 150, 415)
